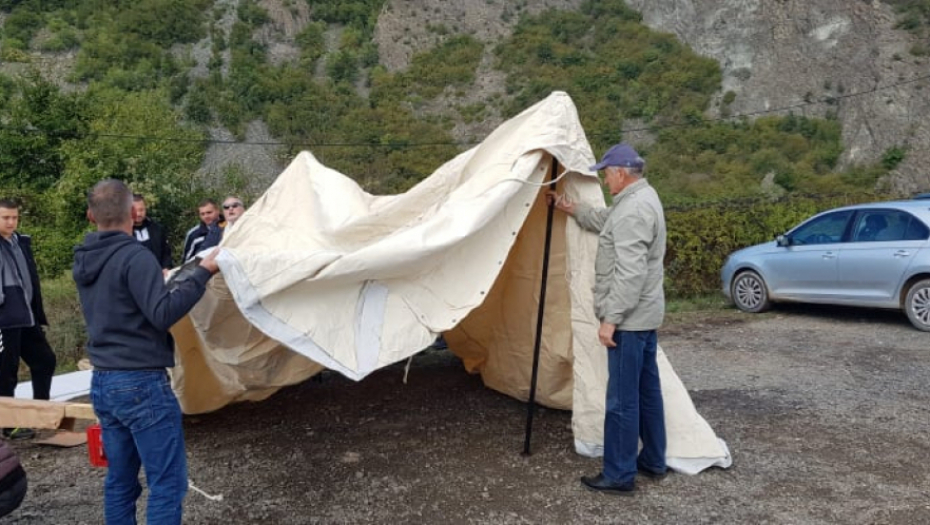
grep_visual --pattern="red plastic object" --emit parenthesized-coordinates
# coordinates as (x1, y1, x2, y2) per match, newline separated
(86, 424, 108, 468)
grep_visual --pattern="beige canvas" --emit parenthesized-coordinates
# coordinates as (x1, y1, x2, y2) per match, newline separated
(170, 92, 731, 473)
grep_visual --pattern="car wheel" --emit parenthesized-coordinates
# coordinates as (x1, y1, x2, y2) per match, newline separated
(904, 279, 930, 332)
(731, 270, 771, 313)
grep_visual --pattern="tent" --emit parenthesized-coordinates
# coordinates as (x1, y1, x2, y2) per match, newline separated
(171, 91, 731, 474)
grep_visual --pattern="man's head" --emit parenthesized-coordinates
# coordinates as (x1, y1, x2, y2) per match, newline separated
(87, 179, 134, 231)
(590, 143, 645, 196)
(222, 196, 245, 224)
(132, 194, 147, 227)
(198, 199, 220, 225)
(0, 199, 19, 240)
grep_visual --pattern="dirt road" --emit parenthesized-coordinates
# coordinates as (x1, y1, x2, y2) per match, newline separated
(5, 304, 930, 524)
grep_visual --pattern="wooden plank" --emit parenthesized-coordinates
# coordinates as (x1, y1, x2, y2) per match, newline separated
(0, 397, 96, 430)
(64, 403, 97, 421)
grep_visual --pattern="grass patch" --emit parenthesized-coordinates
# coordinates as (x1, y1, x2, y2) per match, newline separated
(665, 292, 730, 314)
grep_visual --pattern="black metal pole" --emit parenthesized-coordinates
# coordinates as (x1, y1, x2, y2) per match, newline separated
(523, 156, 559, 456)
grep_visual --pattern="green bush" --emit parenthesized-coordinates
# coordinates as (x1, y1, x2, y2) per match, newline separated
(237, 0, 269, 25)
(887, 0, 930, 37)
(495, 3, 721, 154)
(881, 146, 907, 170)
(296, 20, 327, 66)
(3, 7, 44, 45)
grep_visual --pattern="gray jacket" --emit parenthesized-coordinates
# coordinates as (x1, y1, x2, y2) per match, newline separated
(574, 178, 666, 330)
(0, 233, 47, 328)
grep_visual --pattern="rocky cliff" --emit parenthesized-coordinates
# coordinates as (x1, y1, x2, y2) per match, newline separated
(373, 0, 930, 192)
(624, 0, 929, 193)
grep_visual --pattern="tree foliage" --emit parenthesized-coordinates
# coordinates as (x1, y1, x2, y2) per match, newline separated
(496, 2, 721, 154)
(0, 76, 206, 275)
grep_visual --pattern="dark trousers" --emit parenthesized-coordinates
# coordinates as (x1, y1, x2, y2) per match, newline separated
(602, 330, 666, 483)
(0, 325, 56, 399)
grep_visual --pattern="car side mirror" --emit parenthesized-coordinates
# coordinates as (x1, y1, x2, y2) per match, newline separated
(776, 234, 791, 247)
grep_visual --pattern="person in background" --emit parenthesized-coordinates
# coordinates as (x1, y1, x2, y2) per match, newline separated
(73, 179, 219, 524)
(0, 199, 56, 441)
(181, 199, 224, 262)
(547, 143, 668, 495)
(132, 194, 173, 275)
(221, 196, 246, 226)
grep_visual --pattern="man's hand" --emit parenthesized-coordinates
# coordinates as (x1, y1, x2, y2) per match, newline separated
(544, 191, 576, 216)
(598, 322, 617, 348)
(199, 248, 221, 275)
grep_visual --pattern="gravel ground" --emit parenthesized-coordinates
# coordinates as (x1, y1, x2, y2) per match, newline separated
(4, 303, 930, 524)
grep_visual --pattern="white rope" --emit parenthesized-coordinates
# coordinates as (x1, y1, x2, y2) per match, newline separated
(189, 480, 223, 501)
(403, 355, 413, 384)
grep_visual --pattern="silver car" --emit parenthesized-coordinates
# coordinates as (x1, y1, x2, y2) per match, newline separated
(721, 200, 930, 331)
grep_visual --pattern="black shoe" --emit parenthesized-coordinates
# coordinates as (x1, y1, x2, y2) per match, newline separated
(2, 427, 36, 440)
(637, 465, 668, 480)
(580, 473, 635, 495)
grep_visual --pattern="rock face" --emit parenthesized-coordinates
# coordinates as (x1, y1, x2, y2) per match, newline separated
(371, 0, 930, 192)
(3, 1, 928, 192)
(623, 0, 930, 193)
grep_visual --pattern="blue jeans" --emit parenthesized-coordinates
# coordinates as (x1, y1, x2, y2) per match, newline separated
(602, 330, 666, 483)
(91, 370, 188, 525)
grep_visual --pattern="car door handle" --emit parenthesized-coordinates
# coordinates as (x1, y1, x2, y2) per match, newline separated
(894, 250, 911, 258)
(822, 252, 836, 259)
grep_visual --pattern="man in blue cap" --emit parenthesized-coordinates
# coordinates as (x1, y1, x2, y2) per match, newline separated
(547, 142, 667, 495)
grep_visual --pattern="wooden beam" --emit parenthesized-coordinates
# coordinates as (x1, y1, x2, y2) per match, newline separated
(0, 398, 96, 430)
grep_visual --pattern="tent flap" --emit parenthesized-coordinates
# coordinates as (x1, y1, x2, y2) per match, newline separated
(171, 91, 731, 473)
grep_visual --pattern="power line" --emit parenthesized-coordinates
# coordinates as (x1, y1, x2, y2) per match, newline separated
(1, 72, 927, 148)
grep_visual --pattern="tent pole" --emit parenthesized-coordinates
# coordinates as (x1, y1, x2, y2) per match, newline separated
(522, 156, 558, 456)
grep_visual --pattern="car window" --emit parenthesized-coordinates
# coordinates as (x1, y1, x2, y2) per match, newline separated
(903, 215, 930, 240)
(790, 210, 853, 245)
(853, 210, 928, 242)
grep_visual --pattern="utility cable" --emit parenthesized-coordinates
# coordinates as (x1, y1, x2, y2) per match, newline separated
(0, 73, 927, 148)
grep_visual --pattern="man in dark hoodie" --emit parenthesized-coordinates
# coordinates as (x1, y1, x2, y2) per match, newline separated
(73, 179, 219, 525)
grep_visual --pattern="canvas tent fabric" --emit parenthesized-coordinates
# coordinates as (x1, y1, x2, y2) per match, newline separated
(171, 91, 731, 474)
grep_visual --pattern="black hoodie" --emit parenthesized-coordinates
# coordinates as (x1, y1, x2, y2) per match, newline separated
(73, 230, 211, 370)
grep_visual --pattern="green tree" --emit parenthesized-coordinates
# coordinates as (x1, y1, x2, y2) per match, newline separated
(0, 72, 88, 191)
(54, 87, 207, 258)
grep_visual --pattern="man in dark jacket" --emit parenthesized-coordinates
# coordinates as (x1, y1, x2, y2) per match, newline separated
(132, 194, 173, 274)
(73, 179, 219, 524)
(181, 199, 224, 262)
(0, 199, 57, 440)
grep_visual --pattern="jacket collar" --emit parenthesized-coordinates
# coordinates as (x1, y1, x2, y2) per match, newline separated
(610, 178, 650, 207)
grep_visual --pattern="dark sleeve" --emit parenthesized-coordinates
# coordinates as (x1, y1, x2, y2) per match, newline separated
(125, 250, 212, 331)
(158, 225, 173, 269)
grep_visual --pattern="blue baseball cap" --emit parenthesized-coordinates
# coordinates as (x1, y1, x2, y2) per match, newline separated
(589, 143, 645, 171)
